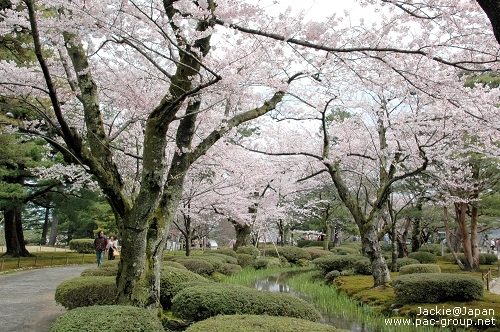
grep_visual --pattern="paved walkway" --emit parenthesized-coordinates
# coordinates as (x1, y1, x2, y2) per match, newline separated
(0, 264, 92, 332)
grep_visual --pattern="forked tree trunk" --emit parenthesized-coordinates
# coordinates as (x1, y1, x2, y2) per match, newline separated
(360, 222, 391, 287)
(2, 207, 33, 257)
(232, 221, 251, 250)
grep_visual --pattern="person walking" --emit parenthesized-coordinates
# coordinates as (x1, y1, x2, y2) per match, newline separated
(94, 230, 107, 266)
(106, 235, 119, 260)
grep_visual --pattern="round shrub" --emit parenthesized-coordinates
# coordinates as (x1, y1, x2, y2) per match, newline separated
(160, 266, 209, 309)
(237, 253, 255, 267)
(313, 255, 366, 274)
(171, 284, 321, 322)
(481, 253, 498, 265)
(68, 239, 95, 254)
(399, 264, 441, 275)
(163, 260, 188, 269)
(50, 305, 164, 332)
(185, 314, 347, 332)
(264, 246, 311, 264)
(80, 266, 117, 276)
(330, 246, 360, 255)
(392, 273, 484, 304)
(178, 258, 215, 276)
(236, 246, 261, 258)
(408, 251, 437, 264)
(418, 244, 446, 255)
(203, 252, 239, 265)
(303, 247, 333, 260)
(55, 276, 117, 309)
(253, 258, 269, 270)
(396, 258, 420, 271)
(325, 270, 341, 285)
(219, 263, 243, 276)
(215, 248, 238, 258)
(353, 258, 372, 275)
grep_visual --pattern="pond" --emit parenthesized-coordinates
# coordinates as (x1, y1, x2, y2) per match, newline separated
(254, 271, 379, 332)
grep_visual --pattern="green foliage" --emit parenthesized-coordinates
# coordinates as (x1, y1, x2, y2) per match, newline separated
(330, 246, 360, 255)
(407, 251, 437, 264)
(396, 258, 420, 271)
(303, 247, 333, 260)
(50, 305, 164, 332)
(54, 276, 117, 309)
(297, 240, 334, 249)
(214, 248, 238, 258)
(418, 244, 447, 255)
(352, 258, 372, 275)
(324, 270, 341, 285)
(253, 258, 269, 270)
(203, 252, 238, 265)
(236, 246, 261, 258)
(69, 239, 95, 254)
(482, 253, 499, 265)
(313, 255, 366, 275)
(176, 258, 215, 276)
(392, 273, 484, 304)
(162, 260, 187, 269)
(80, 264, 118, 276)
(185, 314, 346, 332)
(442, 253, 498, 265)
(159, 266, 209, 309)
(399, 264, 441, 275)
(171, 284, 321, 322)
(219, 263, 243, 275)
(264, 246, 311, 263)
(237, 253, 255, 267)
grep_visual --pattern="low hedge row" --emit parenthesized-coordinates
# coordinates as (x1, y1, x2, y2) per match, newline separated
(160, 266, 210, 309)
(68, 239, 95, 254)
(55, 276, 117, 309)
(442, 253, 498, 265)
(313, 255, 366, 275)
(297, 240, 335, 250)
(398, 264, 441, 275)
(50, 305, 164, 332)
(392, 273, 484, 304)
(235, 246, 261, 258)
(396, 258, 420, 270)
(185, 315, 348, 332)
(171, 283, 321, 322)
(237, 253, 255, 267)
(407, 251, 437, 264)
(264, 246, 312, 263)
(303, 247, 333, 260)
(330, 246, 360, 255)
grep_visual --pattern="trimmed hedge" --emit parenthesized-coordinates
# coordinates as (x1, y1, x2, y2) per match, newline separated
(219, 263, 243, 275)
(442, 253, 499, 265)
(352, 258, 372, 275)
(163, 260, 188, 269)
(80, 266, 118, 277)
(68, 239, 95, 254)
(237, 253, 255, 267)
(253, 257, 282, 269)
(313, 255, 366, 274)
(160, 266, 209, 309)
(392, 273, 484, 304)
(396, 258, 420, 271)
(264, 246, 312, 263)
(236, 246, 261, 258)
(330, 246, 360, 255)
(178, 258, 215, 276)
(399, 264, 441, 275)
(407, 251, 437, 264)
(215, 248, 238, 258)
(185, 315, 347, 332)
(303, 247, 333, 260)
(418, 244, 447, 255)
(50, 305, 164, 332)
(55, 276, 117, 309)
(171, 284, 321, 322)
(203, 252, 239, 265)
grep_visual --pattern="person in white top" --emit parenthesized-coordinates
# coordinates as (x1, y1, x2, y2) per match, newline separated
(106, 235, 118, 260)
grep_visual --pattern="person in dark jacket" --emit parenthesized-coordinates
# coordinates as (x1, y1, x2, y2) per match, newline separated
(94, 230, 107, 266)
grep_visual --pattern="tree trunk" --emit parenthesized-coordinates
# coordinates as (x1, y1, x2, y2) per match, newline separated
(455, 202, 477, 271)
(232, 221, 251, 250)
(361, 222, 391, 287)
(47, 212, 59, 246)
(2, 207, 32, 257)
(40, 207, 50, 245)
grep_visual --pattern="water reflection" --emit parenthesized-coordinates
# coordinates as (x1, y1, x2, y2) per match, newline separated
(254, 273, 378, 332)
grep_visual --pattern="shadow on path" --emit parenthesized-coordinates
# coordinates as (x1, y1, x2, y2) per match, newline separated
(0, 264, 92, 332)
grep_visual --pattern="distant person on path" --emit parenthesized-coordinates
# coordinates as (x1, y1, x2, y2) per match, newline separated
(106, 235, 118, 260)
(94, 230, 107, 266)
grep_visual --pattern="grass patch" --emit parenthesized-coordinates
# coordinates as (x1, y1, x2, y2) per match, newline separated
(0, 251, 92, 273)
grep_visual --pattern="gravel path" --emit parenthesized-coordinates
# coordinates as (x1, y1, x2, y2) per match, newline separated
(0, 265, 92, 332)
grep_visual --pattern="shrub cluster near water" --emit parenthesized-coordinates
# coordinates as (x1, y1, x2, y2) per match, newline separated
(185, 314, 348, 332)
(392, 273, 484, 303)
(50, 305, 164, 332)
(171, 283, 321, 322)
